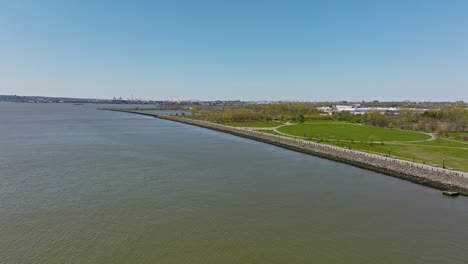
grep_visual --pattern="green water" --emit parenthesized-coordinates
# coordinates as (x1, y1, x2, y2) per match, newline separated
(1, 103, 467, 263)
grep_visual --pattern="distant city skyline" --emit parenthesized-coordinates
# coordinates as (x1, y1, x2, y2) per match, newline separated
(1, 1, 467, 101)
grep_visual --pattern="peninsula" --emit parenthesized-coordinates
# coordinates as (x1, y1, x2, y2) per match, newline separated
(102, 108, 468, 196)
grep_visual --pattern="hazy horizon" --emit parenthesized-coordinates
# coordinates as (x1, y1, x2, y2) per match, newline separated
(1, 93, 467, 103)
(1, 1, 467, 102)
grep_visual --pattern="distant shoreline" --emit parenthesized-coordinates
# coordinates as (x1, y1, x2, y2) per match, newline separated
(102, 108, 468, 196)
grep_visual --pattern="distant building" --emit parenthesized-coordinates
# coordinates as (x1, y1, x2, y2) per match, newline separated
(317, 105, 397, 115)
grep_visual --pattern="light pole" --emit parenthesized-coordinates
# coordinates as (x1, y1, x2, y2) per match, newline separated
(443, 159, 445, 169)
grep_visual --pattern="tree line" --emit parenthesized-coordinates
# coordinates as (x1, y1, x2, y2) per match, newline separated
(192, 103, 321, 123)
(190, 103, 468, 140)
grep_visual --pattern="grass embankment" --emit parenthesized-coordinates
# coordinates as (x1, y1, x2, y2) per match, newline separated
(344, 140, 468, 171)
(220, 121, 281, 127)
(266, 120, 468, 172)
(257, 130, 281, 135)
(443, 132, 468, 142)
(277, 120, 431, 142)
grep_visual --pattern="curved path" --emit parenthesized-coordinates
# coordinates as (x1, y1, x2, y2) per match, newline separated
(269, 123, 437, 144)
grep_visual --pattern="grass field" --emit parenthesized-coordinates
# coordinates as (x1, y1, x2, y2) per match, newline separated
(341, 140, 468, 172)
(256, 121, 468, 172)
(258, 130, 281, 135)
(443, 132, 468, 142)
(220, 121, 281, 127)
(277, 121, 431, 142)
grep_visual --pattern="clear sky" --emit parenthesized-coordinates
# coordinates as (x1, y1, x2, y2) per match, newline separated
(1, 0, 467, 101)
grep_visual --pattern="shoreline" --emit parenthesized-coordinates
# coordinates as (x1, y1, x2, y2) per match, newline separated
(104, 109, 468, 196)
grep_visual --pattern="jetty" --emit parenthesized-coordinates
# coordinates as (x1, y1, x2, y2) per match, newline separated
(103, 109, 468, 196)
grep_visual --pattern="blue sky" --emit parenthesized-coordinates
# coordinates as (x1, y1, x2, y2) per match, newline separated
(1, 0, 467, 101)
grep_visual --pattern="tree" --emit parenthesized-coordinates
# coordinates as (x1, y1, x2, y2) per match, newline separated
(429, 119, 439, 132)
(298, 114, 305, 123)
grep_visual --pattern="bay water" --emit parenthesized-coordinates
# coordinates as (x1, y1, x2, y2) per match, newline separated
(1, 103, 467, 263)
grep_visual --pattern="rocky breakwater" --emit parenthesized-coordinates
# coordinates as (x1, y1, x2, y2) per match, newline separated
(159, 115, 468, 196)
(109, 110, 468, 196)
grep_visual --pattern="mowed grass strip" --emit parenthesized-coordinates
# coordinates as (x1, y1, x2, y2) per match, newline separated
(405, 139, 468, 148)
(259, 121, 467, 172)
(258, 130, 281, 135)
(221, 121, 281, 127)
(277, 122, 431, 142)
(346, 141, 468, 172)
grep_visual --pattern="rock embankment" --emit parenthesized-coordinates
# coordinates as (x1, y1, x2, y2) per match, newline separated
(111, 109, 468, 196)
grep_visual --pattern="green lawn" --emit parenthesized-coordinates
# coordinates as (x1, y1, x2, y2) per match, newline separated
(265, 122, 468, 172)
(443, 132, 468, 142)
(220, 121, 281, 127)
(277, 122, 430, 142)
(303, 120, 347, 124)
(259, 130, 281, 135)
(406, 139, 468, 147)
(344, 140, 468, 172)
